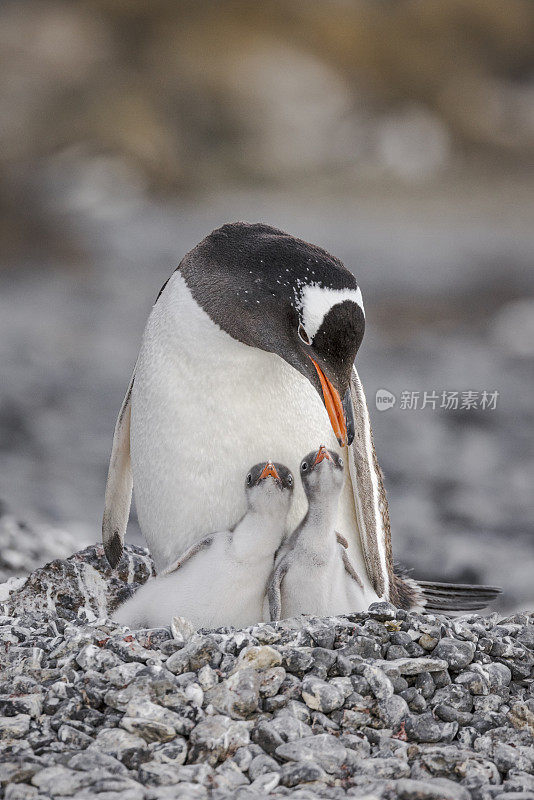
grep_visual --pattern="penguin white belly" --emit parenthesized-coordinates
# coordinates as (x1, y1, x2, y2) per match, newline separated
(130, 272, 379, 607)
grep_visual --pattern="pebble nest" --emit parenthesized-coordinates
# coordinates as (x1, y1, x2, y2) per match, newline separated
(1, 546, 534, 800)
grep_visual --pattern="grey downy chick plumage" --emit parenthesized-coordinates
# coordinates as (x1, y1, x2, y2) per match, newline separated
(267, 445, 364, 621)
(114, 461, 293, 630)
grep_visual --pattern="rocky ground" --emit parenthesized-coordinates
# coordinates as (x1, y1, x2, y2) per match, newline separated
(1, 544, 534, 800)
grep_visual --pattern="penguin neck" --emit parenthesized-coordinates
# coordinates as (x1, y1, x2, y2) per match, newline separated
(231, 507, 287, 563)
(300, 490, 340, 556)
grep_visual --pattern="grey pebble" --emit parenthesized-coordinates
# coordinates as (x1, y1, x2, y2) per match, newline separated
(282, 648, 314, 676)
(400, 687, 427, 713)
(395, 777, 471, 800)
(414, 671, 435, 699)
(0, 714, 31, 739)
(433, 704, 473, 726)
(205, 668, 260, 719)
(376, 656, 449, 675)
(387, 644, 410, 659)
(279, 760, 328, 787)
(189, 715, 250, 766)
(301, 675, 344, 713)
(0, 694, 43, 718)
(68, 748, 127, 773)
(259, 666, 286, 697)
(357, 756, 410, 779)
(432, 683, 473, 711)
(138, 761, 183, 786)
(455, 670, 490, 695)
(363, 664, 394, 699)
(405, 712, 458, 743)
(376, 694, 410, 728)
(276, 733, 348, 773)
(95, 727, 148, 760)
(366, 602, 397, 621)
(432, 637, 476, 671)
(4, 786, 39, 800)
(249, 770, 280, 793)
(31, 765, 91, 795)
(213, 759, 250, 790)
(248, 753, 280, 780)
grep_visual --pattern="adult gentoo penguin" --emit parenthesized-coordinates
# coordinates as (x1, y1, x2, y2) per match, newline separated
(103, 222, 501, 612)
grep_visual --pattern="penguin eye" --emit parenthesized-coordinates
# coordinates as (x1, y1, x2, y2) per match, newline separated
(246, 473, 252, 486)
(301, 461, 308, 473)
(298, 324, 311, 345)
(338, 457, 344, 468)
(287, 474, 293, 486)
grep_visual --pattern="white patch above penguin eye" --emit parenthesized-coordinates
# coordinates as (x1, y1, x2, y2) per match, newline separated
(299, 284, 365, 341)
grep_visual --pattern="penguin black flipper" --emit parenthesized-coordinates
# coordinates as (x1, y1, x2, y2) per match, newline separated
(102, 368, 135, 568)
(347, 367, 393, 599)
(417, 580, 502, 612)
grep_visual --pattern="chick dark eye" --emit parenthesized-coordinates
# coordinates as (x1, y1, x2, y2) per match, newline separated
(246, 473, 252, 486)
(298, 324, 311, 345)
(301, 461, 308, 473)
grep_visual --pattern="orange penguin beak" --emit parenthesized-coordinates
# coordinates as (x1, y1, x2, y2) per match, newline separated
(310, 358, 348, 447)
(314, 444, 332, 466)
(258, 461, 280, 482)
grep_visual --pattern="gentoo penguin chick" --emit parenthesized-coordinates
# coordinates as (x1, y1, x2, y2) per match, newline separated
(114, 461, 293, 630)
(267, 445, 365, 621)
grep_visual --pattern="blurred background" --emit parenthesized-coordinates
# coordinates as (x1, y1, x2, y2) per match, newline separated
(1, 0, 533, 610)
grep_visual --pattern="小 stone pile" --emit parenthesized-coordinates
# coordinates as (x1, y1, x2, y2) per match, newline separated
(1, 545, 534, 800)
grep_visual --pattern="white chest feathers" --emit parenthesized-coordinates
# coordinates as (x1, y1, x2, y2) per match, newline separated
(279, 541, 361, 618)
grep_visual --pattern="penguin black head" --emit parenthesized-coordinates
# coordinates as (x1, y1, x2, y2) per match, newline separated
(175, 222, 365, 447)
(245, 461, 294, 514)
(299, 445, 345, 499)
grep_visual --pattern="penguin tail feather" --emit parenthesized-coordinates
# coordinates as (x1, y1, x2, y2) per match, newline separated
(391, 564, 501, 613)
(417, 580, 502, 612)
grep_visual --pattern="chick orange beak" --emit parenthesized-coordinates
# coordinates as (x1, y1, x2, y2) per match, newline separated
(258, 461, 280, 482)
(314, 445, 332, 466)
(310, 358, 348, 447)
